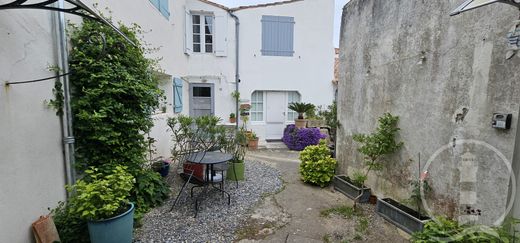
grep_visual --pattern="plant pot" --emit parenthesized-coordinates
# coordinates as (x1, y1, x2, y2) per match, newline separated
(294, 119, 307, 129)
(248, 138, 259, 150)
(332, 175, 371, 203)
(87, 203, 135, 243)
(152, 161, 170, 177)
(369, 195, 377, 205)
(229, 117, 236, 123)
(376, 198, 431, 234)
(226, 162, 245, 181)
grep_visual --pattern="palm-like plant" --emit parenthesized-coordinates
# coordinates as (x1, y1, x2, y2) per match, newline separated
(288, 102, 315, 119)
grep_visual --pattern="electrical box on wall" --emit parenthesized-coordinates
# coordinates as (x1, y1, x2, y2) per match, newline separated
(492, 113, 512, 130)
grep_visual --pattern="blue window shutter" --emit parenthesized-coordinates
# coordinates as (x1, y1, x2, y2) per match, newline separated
(174, 78, 183, 113)
(149, 0, 160, 10)
(159, 0, 170, 19)
(261, 15, 295, 57)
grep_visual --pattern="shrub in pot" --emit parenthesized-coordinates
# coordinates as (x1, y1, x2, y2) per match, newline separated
(247, 131, 259, 150)
(151, 158, 171, 177)
(299, 140, 337, 187)
(288, 102, 315, 128)
(225, 129, 248, 181)
(229, 113, 236, 123)
(67, 166, 135, 243)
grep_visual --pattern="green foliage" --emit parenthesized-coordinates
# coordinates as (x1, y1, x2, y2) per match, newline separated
(288, 102, 315, 119)
(299, 140, 337, 187)
(48, 79, 64, 116)
(67, 166, 134, 221)
(351, 170, 368, 188)
(318, 101, 339, 137)
(230, 113, 236, 118)
(68, 19, 169, 217)
(356, 217, 369, 233)
(69, 19, 162, 171)
(352, 113, 403, 186)
(51, 201, 90, 243)
(231, 91, 240, 101)
(131, 169, 169, 221)
(409, 180, 431, 216)
(320, 205, 362, 219)
(412, 217, 520, 243)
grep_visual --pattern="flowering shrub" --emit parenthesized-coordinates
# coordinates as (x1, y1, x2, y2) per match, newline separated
(283, 124, 326, 151)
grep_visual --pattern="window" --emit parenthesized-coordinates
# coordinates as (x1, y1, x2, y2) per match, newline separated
(149, 0, 170, 19)
(251, 91, 264, 122)
(287, 91, 301, 121)
(193, 15, 214, 53)
(261, 15, 295, 57)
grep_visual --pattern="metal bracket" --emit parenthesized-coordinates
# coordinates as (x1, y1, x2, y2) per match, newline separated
(0, 0, 136, 46)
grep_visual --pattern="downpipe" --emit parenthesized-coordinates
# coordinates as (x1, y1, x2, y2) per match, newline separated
(228, 11, 240, 130)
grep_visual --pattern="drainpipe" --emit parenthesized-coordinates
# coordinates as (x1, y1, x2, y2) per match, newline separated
(53, 0, 76, 195)
(228, 11, 240, 130)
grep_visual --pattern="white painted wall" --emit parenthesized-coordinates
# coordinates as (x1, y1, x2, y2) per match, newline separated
(235, 0, 336, 142)
(0, 10, 66, 243)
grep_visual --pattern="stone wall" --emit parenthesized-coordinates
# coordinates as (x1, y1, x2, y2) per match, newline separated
(337, 0, 520, 225)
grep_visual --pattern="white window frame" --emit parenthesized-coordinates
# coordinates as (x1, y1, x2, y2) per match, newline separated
(286, 91, 301, 122)
(250, 91, 265, 122)
(192, 13, 214, 54)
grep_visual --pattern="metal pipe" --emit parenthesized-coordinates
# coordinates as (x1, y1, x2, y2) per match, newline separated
(228, 11, 240, 130)
(54, 0, 76, 194)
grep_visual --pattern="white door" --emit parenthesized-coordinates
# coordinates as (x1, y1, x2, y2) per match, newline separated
(265, 92, 286, 140)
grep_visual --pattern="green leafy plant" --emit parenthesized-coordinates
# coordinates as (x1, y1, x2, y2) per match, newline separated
(231, 91, 240, 102)
(299, 140, 337, 187)
(351, 170, 368, 188)
(230, 113, 236, 118)
(131, 169, 170, 222)
(352, 113, 403, 187)
(51, 201, 90, 243)
(320, 205, 362, 219)
(318, 101, 339, 138)
(68, 19, 169, 217)
(288, 102, 315, 119)
(409, 179, 431, 217)
(67, 166, 134, 221)
(412, 217, 520, 242)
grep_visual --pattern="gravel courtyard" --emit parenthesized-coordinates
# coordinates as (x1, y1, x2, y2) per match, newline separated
(134, 160, 283, 242)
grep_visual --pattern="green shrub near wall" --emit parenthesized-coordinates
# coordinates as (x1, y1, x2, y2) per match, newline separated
(299, 140, 337, 187)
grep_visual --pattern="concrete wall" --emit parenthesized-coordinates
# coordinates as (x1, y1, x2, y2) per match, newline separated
(0, 10, 66, 243)
(337, 0, 520, 225)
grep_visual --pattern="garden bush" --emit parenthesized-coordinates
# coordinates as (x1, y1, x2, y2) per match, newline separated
(283, 124, 326, 151)
(299, 140, 337, 187)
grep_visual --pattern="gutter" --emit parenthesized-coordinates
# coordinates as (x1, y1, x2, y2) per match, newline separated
(54, 0, 76, 196)
(227, 10, 240, 130)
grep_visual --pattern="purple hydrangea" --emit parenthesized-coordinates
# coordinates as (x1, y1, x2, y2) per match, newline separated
(282, 124, 326, 151)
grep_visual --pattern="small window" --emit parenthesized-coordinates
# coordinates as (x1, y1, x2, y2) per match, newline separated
(287, 91, 301, 121)
(251, 91, 264, 122)
(193, 14, 214, 53)
(193, 87, 211, 97)
(149, 0, 170, 19)
(261, 15, 295, 57)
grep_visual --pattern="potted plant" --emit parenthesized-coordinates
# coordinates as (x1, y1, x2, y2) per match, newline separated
(67, 166, 135, 243)
(288, 102, 315, 128)
(151, 157, 171, 177)
(225, 129, 248, 181)
(247, 131, 259, 150)
(333, 170, 371, 203)
(229, 113, 236, 123)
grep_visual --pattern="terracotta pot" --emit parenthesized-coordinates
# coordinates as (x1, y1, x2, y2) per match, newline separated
(369, 195, 378, 205)
(229, 117, 236, 123)
(248, 138, 259, 150)
(294, 119, 307, 128)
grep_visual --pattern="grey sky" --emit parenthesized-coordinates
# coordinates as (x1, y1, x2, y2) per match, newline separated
(211, 0, 350, 47)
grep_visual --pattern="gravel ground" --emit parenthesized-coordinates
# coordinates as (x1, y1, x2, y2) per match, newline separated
(134, 160, 283, 243)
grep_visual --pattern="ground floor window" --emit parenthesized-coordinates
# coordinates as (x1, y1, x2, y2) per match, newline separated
(251, 91, 264, 121)
(287, 91, 301, 121)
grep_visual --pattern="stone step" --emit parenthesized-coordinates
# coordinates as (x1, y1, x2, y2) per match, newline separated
(264, 142, 288, 149)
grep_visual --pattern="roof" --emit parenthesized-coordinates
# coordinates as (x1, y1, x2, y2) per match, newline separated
(230, 0, 304, 11)
(195, 0, 304, 12)
(196, 0, 230, 10)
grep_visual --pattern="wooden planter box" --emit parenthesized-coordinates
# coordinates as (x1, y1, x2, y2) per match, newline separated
(376, 198, 431, 234)
(333, 175, 371, 203)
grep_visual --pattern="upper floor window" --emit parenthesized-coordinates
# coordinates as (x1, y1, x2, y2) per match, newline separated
(261, 15, 295, 57)
(149, 0, 170, 19)
(251, 91, 264, 122)
(193, 14, 214, 53)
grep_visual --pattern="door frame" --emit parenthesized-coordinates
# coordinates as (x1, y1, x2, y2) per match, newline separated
(189, 83, 215, 117)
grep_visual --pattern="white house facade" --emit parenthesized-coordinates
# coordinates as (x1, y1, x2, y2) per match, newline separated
(0, 0, 334, 242)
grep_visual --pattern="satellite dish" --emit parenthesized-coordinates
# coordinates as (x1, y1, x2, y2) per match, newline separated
(450, 0, 520, 16)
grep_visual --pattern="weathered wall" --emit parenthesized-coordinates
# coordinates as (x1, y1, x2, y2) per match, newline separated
(337, 0, 520, 225)
(0, 10, 66, 243)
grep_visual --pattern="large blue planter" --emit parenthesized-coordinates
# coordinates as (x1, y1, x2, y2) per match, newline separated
(87, 203, 134, 243)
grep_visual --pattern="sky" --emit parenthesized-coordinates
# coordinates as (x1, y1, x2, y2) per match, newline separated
(211, 0, 350, 47)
